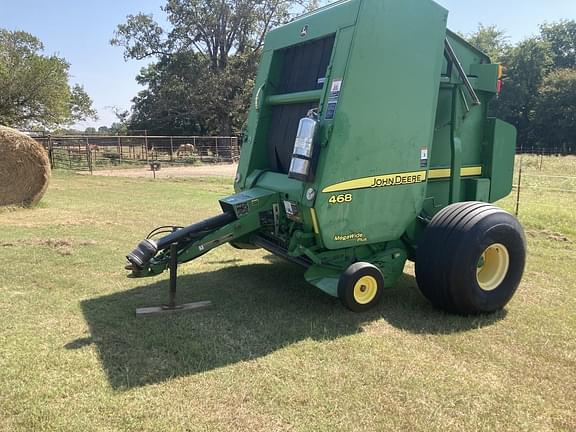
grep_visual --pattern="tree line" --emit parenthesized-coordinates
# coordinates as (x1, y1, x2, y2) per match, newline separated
(466, 22, 576, 153)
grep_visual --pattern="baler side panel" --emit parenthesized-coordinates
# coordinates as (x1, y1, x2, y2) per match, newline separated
(235, 50, 276, 189)
(485, 118, 517, 202)
(314, 0, 448, 250)
(423, 31, 516, 215)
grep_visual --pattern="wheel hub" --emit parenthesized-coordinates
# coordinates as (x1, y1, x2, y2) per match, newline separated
(353, 276, 378, 304)
(476, 243, 510, 291)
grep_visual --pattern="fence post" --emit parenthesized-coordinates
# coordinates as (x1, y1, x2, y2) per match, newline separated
(145, 134, 149, 161)
(539, 152, 544, 171)
(170, 136, 174, 162)
(215, 137, 219, 162)
(48, 135, 54, 169)
(86, 137, 93, 175)
(515, 152, 523, 217)
(194, 137, 200, 162)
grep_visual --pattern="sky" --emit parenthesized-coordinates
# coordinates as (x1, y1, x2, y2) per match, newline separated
(1, 0, 575, 129)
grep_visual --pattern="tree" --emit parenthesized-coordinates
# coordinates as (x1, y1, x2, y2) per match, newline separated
(129, 52, 209, 135)
(112, 0, 324, 135)
(465, 21, 576, 150)
(465, 24, 510, 63)
(541, 20, 576, 69)
(494, 38, 554, 147)
(0, 29, 96, 129)
(533, 69, 576, 152)
(110, 122, 129, 135)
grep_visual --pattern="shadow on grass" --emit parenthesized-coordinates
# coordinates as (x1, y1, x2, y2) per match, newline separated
(75, 258, 506, 390)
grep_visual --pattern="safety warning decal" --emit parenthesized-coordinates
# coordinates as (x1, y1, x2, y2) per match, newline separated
(330, 79, 342, 97)
(325, 79, 343, 120)
(420, 147, 429, 168)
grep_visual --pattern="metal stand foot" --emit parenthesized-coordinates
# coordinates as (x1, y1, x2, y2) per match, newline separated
(135, 243, 212, 317)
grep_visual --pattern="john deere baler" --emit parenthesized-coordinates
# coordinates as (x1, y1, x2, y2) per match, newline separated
(127, 0, 526, 314)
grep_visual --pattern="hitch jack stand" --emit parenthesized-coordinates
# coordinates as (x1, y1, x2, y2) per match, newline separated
(136, 244, 212, 317)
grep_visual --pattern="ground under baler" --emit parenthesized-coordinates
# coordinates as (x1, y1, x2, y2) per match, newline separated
(127, 0, 526, 315)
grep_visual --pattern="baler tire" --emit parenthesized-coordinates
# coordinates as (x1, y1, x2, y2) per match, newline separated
(415, 202, 526, 315)
(338, 262, 384, 313)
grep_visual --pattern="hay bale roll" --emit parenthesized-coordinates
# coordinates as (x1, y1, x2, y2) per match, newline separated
(0, 126, 51, 207)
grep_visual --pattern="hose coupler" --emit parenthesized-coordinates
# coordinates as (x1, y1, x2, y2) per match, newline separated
(126, 239, 158, 270)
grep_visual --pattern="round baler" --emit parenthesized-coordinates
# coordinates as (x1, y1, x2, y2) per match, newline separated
(126, 0, 525, 315)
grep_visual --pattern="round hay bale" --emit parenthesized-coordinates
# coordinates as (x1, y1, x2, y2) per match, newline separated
(0, 126, 51, 207)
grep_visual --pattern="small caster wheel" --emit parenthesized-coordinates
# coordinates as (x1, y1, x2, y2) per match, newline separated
(338, 262, 384, 312)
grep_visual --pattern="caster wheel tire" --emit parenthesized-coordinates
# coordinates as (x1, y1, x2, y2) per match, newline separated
(415, 202, 526, 315)
(338, 262, 384, 312)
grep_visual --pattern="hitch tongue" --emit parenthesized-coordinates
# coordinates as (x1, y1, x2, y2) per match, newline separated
(125, 212, 237, 275)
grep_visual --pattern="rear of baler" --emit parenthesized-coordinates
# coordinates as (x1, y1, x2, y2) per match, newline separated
(126, 0, 526, 315)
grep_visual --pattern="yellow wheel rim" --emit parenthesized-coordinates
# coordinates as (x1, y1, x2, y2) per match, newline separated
(476, 243, 510, 291)
(353, 276, 378, 305)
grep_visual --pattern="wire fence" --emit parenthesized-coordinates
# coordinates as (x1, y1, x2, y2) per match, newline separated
(512, 153, 576, 218)
(30, 135, 575, 217)
(34, 135, 240, 173)
(517, 146, 576, 156)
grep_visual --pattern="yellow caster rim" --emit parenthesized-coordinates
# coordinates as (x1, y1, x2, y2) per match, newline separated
(477, 243, 510, 291)
(353, 276, 378, 304)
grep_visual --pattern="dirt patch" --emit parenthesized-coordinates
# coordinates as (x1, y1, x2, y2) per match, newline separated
(0, 238, 97, 256)
(527, 229, 572, 243)
(84, 163, 237, 179)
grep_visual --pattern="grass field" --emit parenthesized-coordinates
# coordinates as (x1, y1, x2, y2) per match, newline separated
(0, 156, 575, 431)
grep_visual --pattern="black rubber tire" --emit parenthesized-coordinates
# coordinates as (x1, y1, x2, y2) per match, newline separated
(338, 262, 384, 313)
(415, 202, 526, 315)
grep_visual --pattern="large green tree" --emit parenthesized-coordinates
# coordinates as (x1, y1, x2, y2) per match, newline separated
(0, 29, 96, 129)
(112, 0, 323, 135)
(466, 21, 576, 150)
(464, 24, 510, 63)
(532, 69, 576, 152)
(496, 38, 554, 147)
(541, 20, 576, 69)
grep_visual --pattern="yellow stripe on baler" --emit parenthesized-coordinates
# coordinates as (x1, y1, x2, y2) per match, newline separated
(310, 208, 320, 235)
(428, 166, 483, 179)
(321, 167, 483, 193)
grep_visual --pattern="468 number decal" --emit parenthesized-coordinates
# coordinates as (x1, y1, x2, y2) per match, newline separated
(329, 193, 353, 204)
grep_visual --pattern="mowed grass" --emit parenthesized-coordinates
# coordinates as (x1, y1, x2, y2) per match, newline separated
(0, 157, 574, 432)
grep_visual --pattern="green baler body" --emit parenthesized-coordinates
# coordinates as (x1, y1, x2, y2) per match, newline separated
(144, 0, 517, 298)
